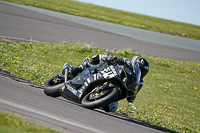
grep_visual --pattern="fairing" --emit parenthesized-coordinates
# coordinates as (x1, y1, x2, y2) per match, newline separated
(59, 64, 140, 103)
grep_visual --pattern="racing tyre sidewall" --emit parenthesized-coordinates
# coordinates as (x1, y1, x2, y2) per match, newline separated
(44, 73, 64, 97)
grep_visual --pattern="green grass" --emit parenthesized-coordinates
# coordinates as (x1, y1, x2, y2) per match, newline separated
(0, 111, 60, 133)
(0, 40, 200, 132)
(4, 0, 200, 40)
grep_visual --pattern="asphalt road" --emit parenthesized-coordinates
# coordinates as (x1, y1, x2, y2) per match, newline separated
(0, 74, 175, 133)
(0, 1, 200, 62)
(0, 1, 197, 133)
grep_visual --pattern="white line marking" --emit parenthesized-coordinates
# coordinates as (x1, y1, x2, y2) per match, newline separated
(0, 35, 45, 43)
(0, 98, 104, 133)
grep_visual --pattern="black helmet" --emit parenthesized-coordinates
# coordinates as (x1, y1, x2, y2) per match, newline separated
(89, 55, 100, 65)
(131, 56, 149, 79)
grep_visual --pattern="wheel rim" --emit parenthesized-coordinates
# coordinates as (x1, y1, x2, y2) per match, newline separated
(89, 90, 108, 101)
(81, 86, 120, 109)
(49, 75, 64, 86)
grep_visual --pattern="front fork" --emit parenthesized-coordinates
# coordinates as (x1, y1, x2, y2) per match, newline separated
(64, 69, 68, 83)
(62, 62, 71, 83)
(62, 57, 89, 83)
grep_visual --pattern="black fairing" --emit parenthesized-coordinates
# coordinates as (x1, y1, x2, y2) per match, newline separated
(59, 64, 140, 103)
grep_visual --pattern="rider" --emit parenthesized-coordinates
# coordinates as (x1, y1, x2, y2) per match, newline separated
(63, 54, 149, 112)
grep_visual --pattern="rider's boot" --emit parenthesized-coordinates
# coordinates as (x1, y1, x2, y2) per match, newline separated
(102, 101, 119, 112)
(127, 95, 136, 103)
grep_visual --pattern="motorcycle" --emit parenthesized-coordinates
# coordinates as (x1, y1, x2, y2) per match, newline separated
(44, 58, 141, 110)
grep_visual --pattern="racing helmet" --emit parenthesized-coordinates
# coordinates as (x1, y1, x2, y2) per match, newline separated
(131, 56, 149, 79)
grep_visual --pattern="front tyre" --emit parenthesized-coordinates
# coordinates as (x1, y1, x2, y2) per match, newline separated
(81, 86, 120, 109)
(44, 73, 64, 97)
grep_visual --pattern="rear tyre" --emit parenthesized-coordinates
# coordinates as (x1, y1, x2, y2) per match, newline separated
(81, 86, 120, 109)
(44, 73, 64, 97)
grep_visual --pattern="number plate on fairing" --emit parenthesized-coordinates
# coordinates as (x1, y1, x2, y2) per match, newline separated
(101, 66, 118, 79)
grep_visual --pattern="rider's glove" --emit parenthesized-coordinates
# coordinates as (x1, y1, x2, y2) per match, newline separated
(105, 54, 118, 65)
(82, 57, 90, 68)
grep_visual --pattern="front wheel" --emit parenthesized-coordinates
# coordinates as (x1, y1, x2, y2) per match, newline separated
(81, 85, 120, 109)
(44, 73, 64, 97)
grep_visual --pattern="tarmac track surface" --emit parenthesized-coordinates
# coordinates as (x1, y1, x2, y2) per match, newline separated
(0, 71, 175, 133)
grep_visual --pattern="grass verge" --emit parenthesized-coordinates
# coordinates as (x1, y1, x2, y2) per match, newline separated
(0, 41, 200, 132)
(4, 0, 200, 40)
(0, 111, 60, 133)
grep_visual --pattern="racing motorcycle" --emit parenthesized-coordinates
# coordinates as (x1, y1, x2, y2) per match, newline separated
(43, 58, 141, 110)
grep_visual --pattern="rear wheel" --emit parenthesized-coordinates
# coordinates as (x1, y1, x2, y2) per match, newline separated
(44, 73, 64, 97)
(81, 84, 120, 109)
